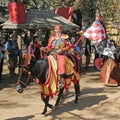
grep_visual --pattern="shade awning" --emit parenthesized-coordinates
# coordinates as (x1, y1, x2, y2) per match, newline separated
(0, 16, 7, 23)
(2, 9, 79, 31)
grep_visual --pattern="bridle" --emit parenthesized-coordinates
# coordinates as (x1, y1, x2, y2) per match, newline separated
(17, 67, 44, 87)
(17, 58, 49, 87)
(17, 68, 32, 87)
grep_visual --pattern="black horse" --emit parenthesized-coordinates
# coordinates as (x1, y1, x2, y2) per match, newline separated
(16, 55, 80, 115)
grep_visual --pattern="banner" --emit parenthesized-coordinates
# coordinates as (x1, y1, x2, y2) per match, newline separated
(55, 7, 73, 21)
(84, 19, 106, 44)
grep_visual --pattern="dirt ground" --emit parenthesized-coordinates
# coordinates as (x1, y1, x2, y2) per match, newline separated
(0, 57, 120, 120)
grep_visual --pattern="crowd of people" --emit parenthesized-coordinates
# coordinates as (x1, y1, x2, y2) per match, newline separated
(0, 26, 83, 82)
(0, 23, 119, 84)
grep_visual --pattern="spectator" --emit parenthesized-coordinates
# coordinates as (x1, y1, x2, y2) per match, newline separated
(5, 34, 19, 76)
(0, 43, 5, 81)
(33, 35, 42, 59)
(85, 38, 91, 70)
(23, 30, 32, 48)
(27, 40, 35, 59)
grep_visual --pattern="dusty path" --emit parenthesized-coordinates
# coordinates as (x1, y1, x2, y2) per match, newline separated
(0, 60, 120, 120)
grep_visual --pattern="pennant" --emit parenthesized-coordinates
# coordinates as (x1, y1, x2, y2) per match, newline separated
(84, 19, 106, 44)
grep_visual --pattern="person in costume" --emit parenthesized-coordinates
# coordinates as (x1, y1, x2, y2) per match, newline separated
(45, 25, 71, 74)
(41, 24, 73, 87)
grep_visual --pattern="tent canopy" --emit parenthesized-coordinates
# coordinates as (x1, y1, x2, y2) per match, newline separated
(2, 9, 79, 31)
(0, 14, 7, 23)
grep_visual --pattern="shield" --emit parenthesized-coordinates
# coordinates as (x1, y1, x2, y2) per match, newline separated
(75, 45, 81, 53)
(94, 57, 103, 70)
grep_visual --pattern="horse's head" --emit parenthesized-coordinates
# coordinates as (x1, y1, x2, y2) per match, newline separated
(16, 58, 48, 93)
(16, 66, 32, 93)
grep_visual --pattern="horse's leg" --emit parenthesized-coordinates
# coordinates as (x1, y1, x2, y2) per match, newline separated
(74, 81, 80, 104)
(41, 94, 51, 114)
(55, 87, 64, 107)
(41, 94, 53, 110)
(77, 81, 81, 97)
(41, 96, 48, 114)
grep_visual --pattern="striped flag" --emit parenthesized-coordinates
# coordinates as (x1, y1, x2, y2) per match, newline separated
(84, 19, 106, 44)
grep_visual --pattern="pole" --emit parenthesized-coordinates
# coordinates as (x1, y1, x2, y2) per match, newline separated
(105, 58, 112, 85)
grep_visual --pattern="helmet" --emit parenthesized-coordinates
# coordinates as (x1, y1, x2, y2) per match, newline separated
(54, 25, 62, 31)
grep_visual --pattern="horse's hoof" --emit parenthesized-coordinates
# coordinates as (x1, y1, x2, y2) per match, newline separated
(40, 113, 46, 118)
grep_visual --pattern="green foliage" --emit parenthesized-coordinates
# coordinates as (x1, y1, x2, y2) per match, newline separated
(95, 0, 120, 21)
(1, 0, 120, 23)
(22, 0, 53, 10)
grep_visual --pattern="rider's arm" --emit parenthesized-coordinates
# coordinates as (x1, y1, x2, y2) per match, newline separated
(56, 40, 70, 54)
(41, 36, 54, 53)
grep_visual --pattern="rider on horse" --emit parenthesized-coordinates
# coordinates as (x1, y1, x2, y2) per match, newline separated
(42, 24, 74, 87)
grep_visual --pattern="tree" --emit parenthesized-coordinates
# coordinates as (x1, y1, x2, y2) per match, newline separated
(96, 0, 120, 21)
(22, 0, 54, 10)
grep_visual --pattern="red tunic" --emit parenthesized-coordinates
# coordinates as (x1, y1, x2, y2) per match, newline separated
(45, 34, 71, 75)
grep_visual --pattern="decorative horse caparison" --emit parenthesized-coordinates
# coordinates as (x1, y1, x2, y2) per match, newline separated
(16, 54, 81, 115)
(98, 42, 120, 86)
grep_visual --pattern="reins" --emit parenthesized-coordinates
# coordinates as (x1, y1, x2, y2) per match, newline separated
(17, 68, 32, 88)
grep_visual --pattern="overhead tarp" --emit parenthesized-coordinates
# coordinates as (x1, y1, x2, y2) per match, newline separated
(0, 15, 7, 23)
(2, 9, 79, 31)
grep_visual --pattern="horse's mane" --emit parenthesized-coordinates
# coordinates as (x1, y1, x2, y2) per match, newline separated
(28, 57, 48, 84)
(29, 57, 47, 66)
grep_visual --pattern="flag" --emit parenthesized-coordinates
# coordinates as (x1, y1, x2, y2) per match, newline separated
(55, 7, 73, 21)
(84, 19, 106, 44)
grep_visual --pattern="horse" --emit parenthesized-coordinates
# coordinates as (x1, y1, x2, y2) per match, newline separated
(16, 54, 81, 115)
